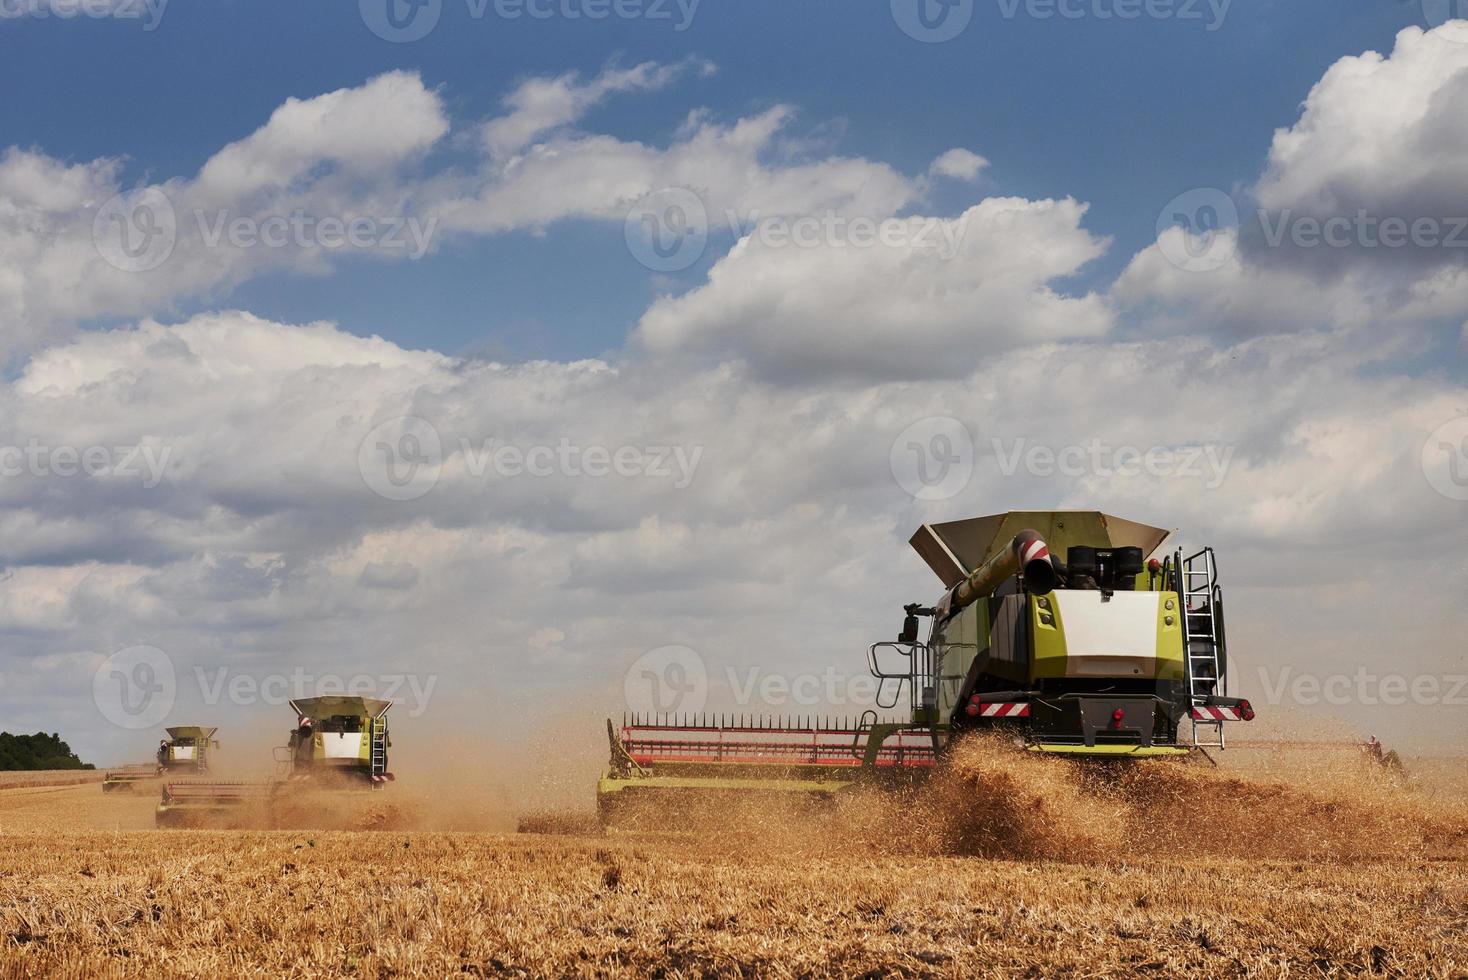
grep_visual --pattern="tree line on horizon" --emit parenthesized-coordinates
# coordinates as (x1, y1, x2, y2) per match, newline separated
(0, 732, 93, 770)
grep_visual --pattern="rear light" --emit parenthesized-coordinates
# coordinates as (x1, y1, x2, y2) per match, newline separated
(964, 703, 980, 717)
(1111, 707, 1125, 729)
(1239, 700, 1255, 722)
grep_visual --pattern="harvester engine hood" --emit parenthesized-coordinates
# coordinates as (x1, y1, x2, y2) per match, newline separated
(290, 696, 392, 722)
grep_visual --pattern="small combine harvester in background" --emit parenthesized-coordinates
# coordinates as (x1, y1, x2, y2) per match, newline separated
(102, 725, 219, 792)
(155, 697, 393, 827)
(598, 510, 1255, 822)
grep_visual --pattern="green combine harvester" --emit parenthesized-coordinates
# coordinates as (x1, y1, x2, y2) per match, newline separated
(103, 725, 219, 792)
(598, 510, 1254, 821)
(155, 697, 393, 827)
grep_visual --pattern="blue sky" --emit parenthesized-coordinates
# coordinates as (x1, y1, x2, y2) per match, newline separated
(0, 0, 1436, 358)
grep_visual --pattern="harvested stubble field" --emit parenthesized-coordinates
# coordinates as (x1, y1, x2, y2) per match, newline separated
(1, 743, 1465, 979)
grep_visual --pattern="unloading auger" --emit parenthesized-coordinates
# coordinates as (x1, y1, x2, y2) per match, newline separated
(597, 510, 1254, 821)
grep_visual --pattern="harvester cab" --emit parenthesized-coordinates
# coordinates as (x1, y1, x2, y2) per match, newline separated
(596, 510, 1255, 822)
(157, 726, 220, 773)
(282, 696, 394, 786)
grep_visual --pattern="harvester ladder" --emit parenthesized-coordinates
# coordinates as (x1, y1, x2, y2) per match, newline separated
(1179, 547, 1226, 749)
(369, 718, 388, 777)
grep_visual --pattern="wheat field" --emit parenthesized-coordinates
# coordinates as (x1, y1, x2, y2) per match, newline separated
(1, 743, 1465, 978)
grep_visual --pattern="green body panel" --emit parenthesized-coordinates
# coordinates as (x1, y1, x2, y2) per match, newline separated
(1155, 598, 1185, 679)
(933, 603, 982, 721)
(1029, 593, 1067, 680)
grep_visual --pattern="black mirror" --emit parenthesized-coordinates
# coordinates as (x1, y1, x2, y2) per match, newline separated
(899, 614, 920, 645)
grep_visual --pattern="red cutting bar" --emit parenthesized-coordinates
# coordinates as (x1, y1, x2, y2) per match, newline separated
(622, 721, 936, 768)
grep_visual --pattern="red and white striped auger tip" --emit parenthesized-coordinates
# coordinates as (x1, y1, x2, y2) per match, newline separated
(1012, 530, 1058, 594)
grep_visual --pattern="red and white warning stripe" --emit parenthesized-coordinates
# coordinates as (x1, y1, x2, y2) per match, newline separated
(1017, 539, 1049, 566)
(1191, 705, 1242, 721)
(977, 702, 1031, 718)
